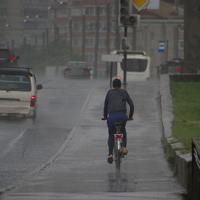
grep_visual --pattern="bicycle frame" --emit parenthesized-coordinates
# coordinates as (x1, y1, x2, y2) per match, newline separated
(114, 134, 123, 150)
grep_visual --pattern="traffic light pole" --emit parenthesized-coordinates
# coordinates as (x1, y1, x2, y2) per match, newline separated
(123, 25, 128, 87)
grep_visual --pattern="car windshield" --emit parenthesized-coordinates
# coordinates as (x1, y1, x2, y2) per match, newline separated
(121, 59, 148, 72)
(0, 73, 31, 91)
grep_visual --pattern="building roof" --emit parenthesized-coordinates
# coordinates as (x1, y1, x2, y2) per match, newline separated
(139, 1, 183, 19)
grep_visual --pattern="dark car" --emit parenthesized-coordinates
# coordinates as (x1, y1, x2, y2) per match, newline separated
(159, 58, 184, 74)
(63, 61, 91, 78)
(0, 49, 19, 67)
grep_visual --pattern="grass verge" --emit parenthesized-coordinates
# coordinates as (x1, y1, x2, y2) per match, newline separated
(170, 81, 200, 151)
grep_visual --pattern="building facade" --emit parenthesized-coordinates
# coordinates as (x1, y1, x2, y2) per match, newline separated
(0, 0, 49, 48)
(51, 0, 184, 76)
(49, 0, 116, 76)
(0, 0, 184, 75)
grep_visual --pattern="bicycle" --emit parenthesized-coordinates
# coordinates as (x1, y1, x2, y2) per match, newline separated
(102, 117, 132, 170)
(113, 121, 126, 170)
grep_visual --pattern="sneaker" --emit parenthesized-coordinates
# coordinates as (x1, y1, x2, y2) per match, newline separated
(122, 148, 128, 156)
(107, 154, 113, 164)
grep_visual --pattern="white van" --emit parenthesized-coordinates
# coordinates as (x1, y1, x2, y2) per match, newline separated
(0, 67, 42, 118)
(112, 51, 151, 81)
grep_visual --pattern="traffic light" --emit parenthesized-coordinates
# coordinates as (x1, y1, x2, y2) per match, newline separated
(119, 0, 130, 25)
(128, 14, 139, 26)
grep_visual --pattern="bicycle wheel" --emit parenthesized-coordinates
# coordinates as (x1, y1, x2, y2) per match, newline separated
(114, 146, 121, 170)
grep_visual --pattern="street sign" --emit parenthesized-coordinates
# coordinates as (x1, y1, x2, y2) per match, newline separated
(102, 54, 123, 62)
(158, 41, 165, 53)
(132, 0, 150, 11)
(147, 0, 160, 10)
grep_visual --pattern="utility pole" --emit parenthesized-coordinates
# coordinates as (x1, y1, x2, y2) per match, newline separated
(82, 14, 86, 61)
(69, 18, 73, 59)
(46, 28, 49, 46)
(114, 0, 120, 50)
(123, 26, 128, 86)
(119, 0, 143, 85)
(94, 5, 100, 78)
(119, 0, 137, 86)
(106, 2, 111, 77)
(53, 0, 58, 41)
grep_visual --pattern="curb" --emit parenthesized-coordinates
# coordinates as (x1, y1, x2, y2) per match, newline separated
(159, 74, 192, 193)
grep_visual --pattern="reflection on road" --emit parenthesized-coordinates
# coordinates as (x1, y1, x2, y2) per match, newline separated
(108, 171, 129, 192)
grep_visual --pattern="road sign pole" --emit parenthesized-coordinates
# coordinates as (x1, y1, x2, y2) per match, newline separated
(110, 62, 113, 88)
(123, 25, 128, 87)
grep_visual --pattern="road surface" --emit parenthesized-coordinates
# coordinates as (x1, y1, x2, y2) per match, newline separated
(0, 68, 186, 199)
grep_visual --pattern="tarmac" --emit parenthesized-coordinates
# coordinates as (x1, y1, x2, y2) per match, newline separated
(1, 77, 186, 200)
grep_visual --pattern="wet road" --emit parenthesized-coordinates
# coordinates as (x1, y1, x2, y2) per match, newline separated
(0, 69, 99, 191)
(0, 69, 186, 199)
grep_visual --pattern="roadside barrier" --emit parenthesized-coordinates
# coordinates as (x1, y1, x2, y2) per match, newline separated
(192, 138, 200, 200)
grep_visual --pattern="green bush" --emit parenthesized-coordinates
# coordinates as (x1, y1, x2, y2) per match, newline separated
(170, 81, 200, 151)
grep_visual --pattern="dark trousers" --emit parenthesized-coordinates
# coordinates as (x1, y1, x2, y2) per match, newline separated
(107, 112, 128, 155)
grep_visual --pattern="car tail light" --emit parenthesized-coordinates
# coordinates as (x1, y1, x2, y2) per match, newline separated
(176, 66, 183, 73)
(30, 95, 36, 107)
(8, 55, 17, 63)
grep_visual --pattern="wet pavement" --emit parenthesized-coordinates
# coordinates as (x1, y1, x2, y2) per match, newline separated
(0, 77, 98, 191)
(0, 78, 186, 200)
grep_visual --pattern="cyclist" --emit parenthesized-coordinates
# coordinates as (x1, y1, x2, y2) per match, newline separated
(103, 78, 134, 164)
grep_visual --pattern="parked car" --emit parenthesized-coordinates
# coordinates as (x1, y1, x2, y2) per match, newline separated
(159, 58, 184, 74)
(0, 67, 42, 119)
(0, 48, 19, 67)
(63, 61, 91, 78)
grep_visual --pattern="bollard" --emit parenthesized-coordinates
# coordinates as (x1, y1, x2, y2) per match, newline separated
(192, 137, 200, 200)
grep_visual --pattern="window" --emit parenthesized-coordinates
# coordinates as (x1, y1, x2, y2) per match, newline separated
(86, 22, 95, 32)
(99, 7, 106, 16)
(85, 7, 95, 16)
(0, 74, 31, 91)
(121, 59, 148, 72)
(73, 22, 81, 32)
(0, 49, 9, 59)
(0, 49, 9, 65)
(85, 38, 95, 48)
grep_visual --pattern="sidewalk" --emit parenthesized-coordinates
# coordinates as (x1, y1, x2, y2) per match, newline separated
(2, 78, 186, 200)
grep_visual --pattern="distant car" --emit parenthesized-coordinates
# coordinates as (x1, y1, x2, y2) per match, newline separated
(159, 58, 184, 74)
(0, 48, 19, 67)
(0, 67, 42, 119)
(63, 61, 91, 78)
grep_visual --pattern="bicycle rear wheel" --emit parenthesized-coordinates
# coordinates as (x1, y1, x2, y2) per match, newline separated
(114, 147, 121, 170)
